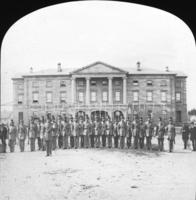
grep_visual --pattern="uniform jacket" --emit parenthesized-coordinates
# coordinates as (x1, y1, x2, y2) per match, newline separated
(51, 121, 58, 137)
(126, 121, 132, 137)
(28, 123, 37, 138)
(139, 123, 145, 138)
(113, 122, 119, 136)
(118, 120, 127, 137)
(78, 122, 84, 136)
(190, 126, 196, 140)
(57, 120, 63, 136)
(8, 125, 17, 141)
(101, 122, 107, 135)
(0, 126, 8, 140)
(157, 122, 165, 139)
(165, 124, 176, 141)
(44, 122, 53, 141)
(40, 122, 45, 139)
(145, 121, 153, 137)
(181, 125, 189, 140)
(106, 121, 113, 136)
(132, 120, 139, 137)
(18, 124, 27, 140)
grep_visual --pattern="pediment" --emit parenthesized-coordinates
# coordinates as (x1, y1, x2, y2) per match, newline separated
(71, 61, 127, 74)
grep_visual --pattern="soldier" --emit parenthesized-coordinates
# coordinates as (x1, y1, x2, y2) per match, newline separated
(70, 117, 75, 148)
(40, 116, 46, 151)
(132, 115, 139, 149)
(36, 118, 42, 150)
(0, 123, 8, 153)
(79, 118, 84, 148)
(126, 118, 132, 148)
(44, 115, 53, 156)
(8, 120, 17, 152)
(90, 119, 95, 148)
(139, 117, 145, 149)
(62, 117, 69, 149)
(74, 118, 80, 148)
(94, 117, 99, 148)
(101, 118, 107, 148)
(181, 123, 189, 150)
(156, 117, 165, 151)
(86, 117, 91, 148)
(165, 118, 176, 152)
(190, 122, 196, 151)
(145, 117, 154, 150)
(106, 117, 113, 148)
(28, 118, 37, 152)
(17, 120, 27, 152)
(118, 116, 126, 149)
(51, 116, 58, 150)
(57, 115, 63, 149)
(113, 119, 119, 148)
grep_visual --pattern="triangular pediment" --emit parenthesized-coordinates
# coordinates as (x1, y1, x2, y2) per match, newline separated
(71, 61, 127, 74)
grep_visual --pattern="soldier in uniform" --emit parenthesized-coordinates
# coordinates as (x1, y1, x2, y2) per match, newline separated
(51, 116, 58, 150)
(28, 118, 37, 151)
(181, 123, 189, 150)
(132, 115, 139, 149)
(57, 115, 63, 149)
(94, 117, 99, 148)
(165, 118, 176, 152)
(79, 118, 84, 148)
(145, 116, 154, 150)
(86, 117, 91, 148)
(90, 119, 95, 148)
(44, 115, 53, 156)
(8, 120, 17, 152)
(139, 117, 145, 149)
(118, 116, 126, 149)
(106, 117, 113, 148)
(0, 123, 8, 153)
(126, 118, 132, 148)
(74, 118, 80, 148)
(101, 118, 107, 148)
(35, 118, 42, 150)
(40, 116, 46, 151)
(113, 119, 119, 148)
(70, 117, 75, 148)
(62, 117, 69, 149)
(156, 117, 165, 151)
(190, 122, 196, 151)
(17, 120, 27, 152)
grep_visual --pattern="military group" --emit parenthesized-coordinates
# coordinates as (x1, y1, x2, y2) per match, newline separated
(1, 112, 192, 156)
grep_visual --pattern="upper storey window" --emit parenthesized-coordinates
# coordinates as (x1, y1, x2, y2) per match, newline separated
(90, 80, 96, 86)
(175, 80, 182, 88)
(60, 80, 66, 87)
(18, 94, 23, 104)
(18, 84, 24, 90)
(133, 80, 139, 86)
(32, 92, 39, 103)
(147, 80, 153, 86)
(78, 80, 84, 86)
(114, 80, 121, 86)
(32, 81, 39, 88)
(102, 80, 108, 86)
(160, 80, 167, 86)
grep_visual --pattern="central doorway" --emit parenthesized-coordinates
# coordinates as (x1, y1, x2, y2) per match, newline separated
(91, 111, 109, 121)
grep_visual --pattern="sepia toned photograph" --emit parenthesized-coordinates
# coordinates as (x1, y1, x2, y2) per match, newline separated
(0, 1, 196, 200)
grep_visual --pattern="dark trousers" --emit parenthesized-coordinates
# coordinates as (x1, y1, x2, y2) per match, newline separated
(108, 135, 112, 148)
(37, 137, 42, 150)
(19, 139, 25, 152)
(41, 138, 46, 151)
(182, 139, 188, 149)
(80, 136, 84, 148)
(168, 139, 174, 152)
(94, 135, 101, 147)
(75, 136, 79, 148)
(63, 135, 69, 149)
(191, 139, 196, 151)
(30, 138, 35, 151)
(9, 140, 15, 152)
(119, 136, 125, 149)
(52, 136, 57, 150)
(146, 137, 152, 150)
(90, 135, 94, 147)
(0, 138, 6, 153)
(58, 135, 63, 149)
(139, 137, 144, 149)
(127, 136, 132, 148)
(114, 136, 119, 148)
(102, 135, 106, 147)
(70, 136, 74, 148)
(46, 140, 52, 156)
(133, 136, 139, 149)
(158, 138, 164, 151)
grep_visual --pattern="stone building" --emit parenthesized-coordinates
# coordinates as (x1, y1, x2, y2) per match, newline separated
(12, 61, 187, 125)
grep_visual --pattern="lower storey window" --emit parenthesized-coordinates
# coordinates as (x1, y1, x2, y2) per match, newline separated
(78, 92, 84, 102)
(115, 91, 120, 102)
(91, 91, 97, 102)
(102, 91, 108, 102)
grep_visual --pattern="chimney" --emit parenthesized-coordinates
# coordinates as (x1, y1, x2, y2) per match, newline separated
(30, 67, 33, 73)
(137, 61, 141, 71)
(166, 66, 169, 72)
(57, 63, 62, 72)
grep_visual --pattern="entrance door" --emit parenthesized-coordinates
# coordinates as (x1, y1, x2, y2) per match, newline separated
(18, 112, 23, 122)
(176, 111, 182, 123)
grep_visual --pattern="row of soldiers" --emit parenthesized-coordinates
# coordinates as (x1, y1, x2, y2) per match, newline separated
(0, 114, 181, 156)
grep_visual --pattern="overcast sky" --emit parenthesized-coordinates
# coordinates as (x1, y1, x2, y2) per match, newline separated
(1, 1, 196, 110)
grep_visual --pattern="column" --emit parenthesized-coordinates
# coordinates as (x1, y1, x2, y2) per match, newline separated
(86, 77, 90, 105)
(123, 76, 127, 104)
(108, 77, 113, 104)
(71, 77, 76, 104)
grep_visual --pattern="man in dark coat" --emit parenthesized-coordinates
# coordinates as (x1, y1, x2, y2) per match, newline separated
(190, 122, 196, 151)
(139, 117, 145, 149)
(17, 120, 27, 152)
(8, 120, 17, 152)
(44, 116, 53, 156)
(157, 117, 165, 151)
(181, 123, 189, 149)
(0, 123, 8, 153)
(132, 115, 139, 149)
(28, 118, 37, 152)
(126, 118, 132, 148)
(113, 119, 119, 148)
(145, 117, 154, 150)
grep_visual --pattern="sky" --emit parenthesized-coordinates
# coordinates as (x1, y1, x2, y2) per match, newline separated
(1, 1, 196, 111)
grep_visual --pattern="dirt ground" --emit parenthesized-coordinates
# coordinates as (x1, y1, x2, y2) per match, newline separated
(0, 135, 196, 200)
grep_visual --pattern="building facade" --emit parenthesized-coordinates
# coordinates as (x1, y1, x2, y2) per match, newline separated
(12, 61, 187, 125)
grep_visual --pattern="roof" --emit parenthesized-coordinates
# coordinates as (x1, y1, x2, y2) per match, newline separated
(12, 61, 187, 79)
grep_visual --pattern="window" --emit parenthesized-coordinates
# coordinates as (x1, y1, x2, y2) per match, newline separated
(32, 81, 39, 88)
(161, 91, 167, 102)
(18, 112, 23, 121)
(133, 80, 139, 86)
(78, 80, 84, 86)
(176, 111, 182, 122)
(133, 91, 139, 101)
(175, 80, 182, 88)
(102, 80, 108, 85)
(115, 91, 120, 101)
(78, 92, 84, 102)
(18, 94, 23, 104)
(60, 92, 66, 103)
(60, 80, 66, 87)
(32, 92, 39, 103)
(102, 91, 108, 102)
(90, 80, 96, 86)
(147, 80, 153, 86)
(46, 92, 52, 103)
(46, 81, 52, 87)
(146, 91, 153, 101)
(18, 84, 24, 90)
(160, 80, 167, 86)
(176, 92, 181, 102)
(91, 91, 96, 102)
(114, 80, 121, 86)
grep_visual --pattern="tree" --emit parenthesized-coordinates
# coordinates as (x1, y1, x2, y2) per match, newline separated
(188, 109, 196, 116)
